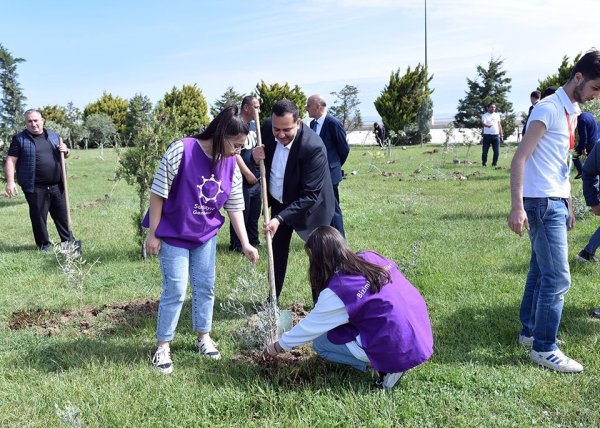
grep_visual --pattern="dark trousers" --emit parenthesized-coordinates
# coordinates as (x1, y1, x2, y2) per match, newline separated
(270, 199, 295, 298)
(24, 184, 71, 247)
(230, 183, 261, 249)
(331, 183, 345, 237)
(573, 154, 583, 176)
(482, 134, 500, 166)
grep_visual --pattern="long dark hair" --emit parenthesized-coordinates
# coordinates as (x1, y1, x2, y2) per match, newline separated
(305, 226, 392, 298)
(192, 105, 249, 172)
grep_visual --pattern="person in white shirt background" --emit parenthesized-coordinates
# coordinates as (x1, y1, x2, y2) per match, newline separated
(481, 102, 503, 167)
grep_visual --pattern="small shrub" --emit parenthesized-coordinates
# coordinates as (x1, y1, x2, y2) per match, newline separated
(220, 265, 280, 348)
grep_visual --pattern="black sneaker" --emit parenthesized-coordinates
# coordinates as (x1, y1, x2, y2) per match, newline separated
(40, 244, 52, 254)
(592, 308, 600, 318)
(576, 250, 599, 263)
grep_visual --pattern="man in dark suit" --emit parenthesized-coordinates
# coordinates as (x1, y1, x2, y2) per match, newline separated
(307, 94, 350, 236)
(252, 99, 335, 298)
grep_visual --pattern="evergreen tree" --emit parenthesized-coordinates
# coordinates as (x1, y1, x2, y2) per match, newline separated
(374, 64, 433, 145)
(83, 92, 129, 138)
(255, 81, 306, 124)
(124, 93, 153, 146)
(455, 57, 517, 138)
(155, 84, 210, 137)
(329, 85, 362, 132)
(0, 44, 26, 139)
(537, 53, 582, 94)
(210, 86, 244, 118)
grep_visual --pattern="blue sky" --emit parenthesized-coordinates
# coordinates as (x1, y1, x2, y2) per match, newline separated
(2, 0, 598, 123)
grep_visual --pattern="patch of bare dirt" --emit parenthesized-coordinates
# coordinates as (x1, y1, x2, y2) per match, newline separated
(8, 299, 158, 336)
(75, 198, 106, 209)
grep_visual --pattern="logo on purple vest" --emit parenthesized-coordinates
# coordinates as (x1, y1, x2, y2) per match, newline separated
(193, 174, 224, 216)
(197, 174, 224, 203)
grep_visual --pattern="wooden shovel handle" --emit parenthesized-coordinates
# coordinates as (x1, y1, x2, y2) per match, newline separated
(254, 110, 278, 304)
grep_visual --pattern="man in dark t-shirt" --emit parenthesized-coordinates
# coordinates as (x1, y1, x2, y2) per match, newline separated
(4, 109, 72, 252)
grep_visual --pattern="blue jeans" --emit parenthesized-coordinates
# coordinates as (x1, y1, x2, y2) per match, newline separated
(312, 334, 368, 372)
(583, 226, 600, 255)
(519, 198, 571, 352)
(156, 238, 217, 341)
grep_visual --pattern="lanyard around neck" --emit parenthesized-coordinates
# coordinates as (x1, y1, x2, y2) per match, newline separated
(564, 108, 575, 150)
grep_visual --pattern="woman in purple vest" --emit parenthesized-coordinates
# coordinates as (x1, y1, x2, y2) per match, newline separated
(265, 226, 433, 389)
(145, 106, 259, 374)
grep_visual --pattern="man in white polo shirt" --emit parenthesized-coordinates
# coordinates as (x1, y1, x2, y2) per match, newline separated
(508, 49, 600, 373)
(481, 102, 503, 167)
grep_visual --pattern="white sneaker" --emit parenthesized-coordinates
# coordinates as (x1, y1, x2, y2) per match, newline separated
(529, 349, 583, 373)
(152, 346, 173, 374)
(375, 371, 405, 389)
(518, 335, 563, 348)
(197, 336, 221, 360)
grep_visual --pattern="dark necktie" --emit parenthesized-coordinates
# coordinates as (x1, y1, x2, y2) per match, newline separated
(310, 119, 318, 132)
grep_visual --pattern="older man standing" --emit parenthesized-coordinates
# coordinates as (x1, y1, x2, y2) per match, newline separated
(508, 49, 600, 373)
(306, 94, 349, 236)
(4, 109, 72, 252)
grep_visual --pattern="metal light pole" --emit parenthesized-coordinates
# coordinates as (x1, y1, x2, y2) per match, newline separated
(424, 0, 428, 69)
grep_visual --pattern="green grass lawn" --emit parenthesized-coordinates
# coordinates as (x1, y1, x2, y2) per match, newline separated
(1, 143, 599, 427)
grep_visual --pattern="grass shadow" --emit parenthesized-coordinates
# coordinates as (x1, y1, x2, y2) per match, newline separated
(0, 197, 26, 208)
(435, 303, 599, 367)
(11, 336, 150, 373)
(0, 243, 37, 253)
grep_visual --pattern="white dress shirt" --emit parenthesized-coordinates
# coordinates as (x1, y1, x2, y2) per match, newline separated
(269, 138, 293, 203)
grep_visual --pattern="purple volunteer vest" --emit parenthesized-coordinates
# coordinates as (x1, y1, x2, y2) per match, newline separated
(327, 251, 434, 372)
(152, 138, 236, 249)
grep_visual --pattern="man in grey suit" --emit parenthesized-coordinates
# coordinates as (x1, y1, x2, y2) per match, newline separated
(307, 94, 350, 236)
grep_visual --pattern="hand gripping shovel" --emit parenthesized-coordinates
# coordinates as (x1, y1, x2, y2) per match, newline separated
(254, 110, 292, 341)
(60, 141, 82, 255)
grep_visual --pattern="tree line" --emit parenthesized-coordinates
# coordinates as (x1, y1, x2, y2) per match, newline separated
(3, 43, 599, 156)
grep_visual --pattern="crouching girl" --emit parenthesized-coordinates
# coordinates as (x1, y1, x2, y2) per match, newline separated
(265, 226, 433, 388)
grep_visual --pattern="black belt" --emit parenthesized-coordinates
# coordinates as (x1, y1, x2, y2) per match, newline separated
(523, 197, 567, 201)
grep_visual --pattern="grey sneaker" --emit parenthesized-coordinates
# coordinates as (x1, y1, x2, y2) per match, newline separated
(518, 334, 563, 348)
(152, 346, 173, 374)
(529, 349, 583, 373)
(375, 371, 405, 389)
(197, 336, 221, 360)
